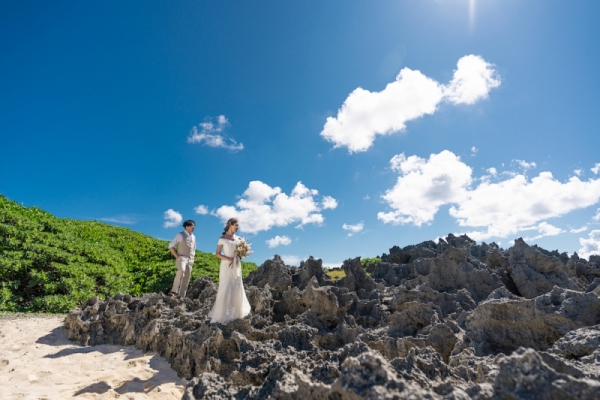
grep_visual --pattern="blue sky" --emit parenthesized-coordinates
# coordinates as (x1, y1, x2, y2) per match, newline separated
(2, 0, 600, 266)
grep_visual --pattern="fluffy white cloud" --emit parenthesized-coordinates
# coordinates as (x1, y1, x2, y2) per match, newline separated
(320, 55, 500, 153)
(452, 171, 600, 240)
(321, 196, 338, 210)
(570, 226, 588, 234)
(513, 159, 537, 170)
(163, 209, 182, 228)
(379, 150, 600, 241)
(471, 146, 478, 154)
(378, 151, 472, 226)
(194, 205, 209, 215)
(594, 209, 600, 222)
(214, 181, 337, 234)
(487, 167, 498, 176)
(579, 230, 600, 260)
(592, 163, 600, 174)
(443, 55, 501, 104)
(574, 169, 582, 177)
(281, 255, 301, 266)
(342, 222, 364, 236)
(188, 115, 244, 151)
(266, 235, 292, 248)
(523, 222, 563, 242)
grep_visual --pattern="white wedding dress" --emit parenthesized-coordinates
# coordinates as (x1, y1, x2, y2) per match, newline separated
(208, 235, 251, 324)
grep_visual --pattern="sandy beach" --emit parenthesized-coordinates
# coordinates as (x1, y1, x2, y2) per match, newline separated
(0, 313, 187, 400)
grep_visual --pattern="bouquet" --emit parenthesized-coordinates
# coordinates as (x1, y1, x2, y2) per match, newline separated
(230, 238, 252, 268)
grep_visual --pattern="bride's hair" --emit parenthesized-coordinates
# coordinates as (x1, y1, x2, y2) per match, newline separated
(222, 218, 238, 235)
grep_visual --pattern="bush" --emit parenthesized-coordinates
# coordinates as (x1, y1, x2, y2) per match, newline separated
(361, 257, 381, 269)
(0, 195, 257, 313)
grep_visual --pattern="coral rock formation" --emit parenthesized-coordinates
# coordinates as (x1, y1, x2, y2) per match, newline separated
(64, 236, 600, 399)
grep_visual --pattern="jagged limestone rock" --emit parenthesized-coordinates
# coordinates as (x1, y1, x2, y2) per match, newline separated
(508, 238, 581, 298)
(465, 287, 600, 356)
(63, 238, 600, 399)
(493, 348, 600, 400)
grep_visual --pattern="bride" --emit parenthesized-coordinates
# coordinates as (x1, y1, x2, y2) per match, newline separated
(208, 218, 252, 324)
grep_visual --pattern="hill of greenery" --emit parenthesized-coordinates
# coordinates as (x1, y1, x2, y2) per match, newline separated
(0, 195, 257, 313)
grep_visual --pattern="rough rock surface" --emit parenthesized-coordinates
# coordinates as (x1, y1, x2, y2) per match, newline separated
(64, 236, 600, 399)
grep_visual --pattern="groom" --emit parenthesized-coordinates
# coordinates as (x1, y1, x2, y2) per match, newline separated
(168, 219, 196, 297)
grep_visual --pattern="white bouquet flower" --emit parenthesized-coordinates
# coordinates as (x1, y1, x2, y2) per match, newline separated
(230, 238, 252, 268)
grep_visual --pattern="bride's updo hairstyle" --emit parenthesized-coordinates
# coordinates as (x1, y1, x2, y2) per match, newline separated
(222, 218, 238, 235)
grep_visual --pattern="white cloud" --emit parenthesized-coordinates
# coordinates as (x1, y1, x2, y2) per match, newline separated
(570, 226, 588, 234)
(320, 55, 500, 153)
(594, 209, 600, 222)
(188, 115, 244, 151)
(592, 163, 600, 175)
(574, 169, 582, 177)
(163, 209, 182, 228)
(342, 222, 364, 236)
(266, 235, 292, 248)
(453, 171, 600, 241)
(363, 195, 371, 200)
(194, 205, 209, 215)
(322, 262, 342, 270)
(523, 222, 563, 242)
(500, 171, 518, 178)
(321, 196, 338, 210)
(281, 255, 301, 266)
(99, 215, 138, 225)
(487, 167, 497, 176)
(443, 55, 501, 105)
(513, 159, 537, 170)
(471, 146, 478, 154)
(378, 151, 473, 226)
(379, 150, 600, 241)
(578, 230, 600, 260)
(213, 181, 337, 234)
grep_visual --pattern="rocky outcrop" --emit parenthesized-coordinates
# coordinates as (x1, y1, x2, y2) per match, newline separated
(466, 287, 600, 355)
(508, 238, 581, 298)
(492, 348, 600, 399)
(64, 236, 600, 399)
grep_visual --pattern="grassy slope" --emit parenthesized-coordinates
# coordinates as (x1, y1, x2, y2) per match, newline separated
(323, 257, 382, 280)
(0, 195, 257, 313)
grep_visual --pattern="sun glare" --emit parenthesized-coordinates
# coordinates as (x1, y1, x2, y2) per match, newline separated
(469, 0, 476, 30)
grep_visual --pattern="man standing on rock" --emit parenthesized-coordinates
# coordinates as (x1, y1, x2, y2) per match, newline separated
(168, 220, 196, 297)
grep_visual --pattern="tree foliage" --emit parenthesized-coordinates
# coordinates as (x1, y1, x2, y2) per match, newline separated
(0, 195, 257, 313)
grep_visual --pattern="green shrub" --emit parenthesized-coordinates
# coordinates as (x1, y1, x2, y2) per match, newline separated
(361, 257, 381, 269)
(0, 195, 257, 313)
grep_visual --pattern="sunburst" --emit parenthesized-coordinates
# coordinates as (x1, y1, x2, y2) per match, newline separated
(469, 0, 476, 30)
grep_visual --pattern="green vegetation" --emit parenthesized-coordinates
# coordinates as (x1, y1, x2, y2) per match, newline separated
(324, 256, 381, 280)
(325, 269, 346, 280)
(0, 195, 257, 313)
(361, 257, 381, 269)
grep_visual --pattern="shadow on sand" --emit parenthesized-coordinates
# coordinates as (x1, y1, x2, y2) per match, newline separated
(36, 324, 185, 396)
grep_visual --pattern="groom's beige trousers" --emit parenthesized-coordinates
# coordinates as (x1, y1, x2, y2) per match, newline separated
(171, 256, 193, 297)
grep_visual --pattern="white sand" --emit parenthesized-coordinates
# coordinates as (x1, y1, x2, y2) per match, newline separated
(0, 314, 187, 400)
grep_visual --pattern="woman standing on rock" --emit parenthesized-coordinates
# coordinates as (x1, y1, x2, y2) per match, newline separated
(208, 218, 252, 324)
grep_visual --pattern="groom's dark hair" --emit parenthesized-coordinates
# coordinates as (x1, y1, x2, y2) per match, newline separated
(183, 220, 195, 228)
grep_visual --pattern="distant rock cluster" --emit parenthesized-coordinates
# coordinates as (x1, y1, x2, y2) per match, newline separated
(64, 235, 600, 399)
